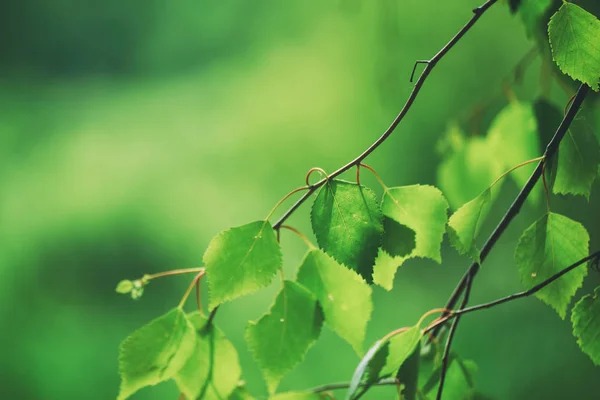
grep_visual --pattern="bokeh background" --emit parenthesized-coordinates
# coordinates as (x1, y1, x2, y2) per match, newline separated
(1, 0, 599, 399)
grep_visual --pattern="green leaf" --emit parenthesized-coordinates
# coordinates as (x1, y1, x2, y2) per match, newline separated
(296, 249, 372, 354)
(437, 135, 503, 210)
(381, 217, 416, 258)
(228, 385, 255, 400)
(270, 392, 323, 400)
(553, 118, 600, 199)
(572, 286, 600, 366)
(116, 280, 134, 294)
(311, 179, 383, 282)
(396, 342, 421, 400)
(345, 340, 388, 400)
(245, 281, 323, 393)
(515, 213, 589, 318)
(447, 189, 492, 263)
(174, 312, 241, 400)
(487, 101, 541, 204)
(380, 326, 422, 377)
(372, 248, 407, 291)
(420, 355, 477, 399)
(519, 0, 552, 37)
(204, 220, 282, 309)
(549, 2, 600, 91)
(381, 185, 449, 263)
(118, 308, 196, 400)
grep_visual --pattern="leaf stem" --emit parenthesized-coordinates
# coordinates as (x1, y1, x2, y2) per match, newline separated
(265, 185, 311, 221)
(489, 156, 544, 188)
(145, 267, 205, 281)
(358, 163, 387, 189)
(280, 224, 316, 249)
(178, 269, 206, 309)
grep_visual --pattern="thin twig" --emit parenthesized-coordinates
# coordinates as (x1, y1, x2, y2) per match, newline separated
(271, 0, 500, 231)
(310, 378, 398, 393)
(436, 274, 472, 400)
(433, 83, 590, 338)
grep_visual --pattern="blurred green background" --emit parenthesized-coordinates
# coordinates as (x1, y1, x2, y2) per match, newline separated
(1, 0, 599, 399)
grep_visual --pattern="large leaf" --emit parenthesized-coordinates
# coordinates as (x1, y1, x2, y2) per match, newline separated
(571, 286, 600, 366)
(549, 2, 600, 91)
(438, 135, 503, 210)
(311, 179, 383, 282)
(553, 118, 600, 199)
(204, 220, 282, 308)
(245, 281, 323, 393)
(118, 308, 196, 400)
(174, 312, 240, 400)
(487, 101, 541, 204)
(296, 249, 372, 353)
(380, 185, 449, 263)
(447, 189, 492, 263)
(515, 213, 589, 318)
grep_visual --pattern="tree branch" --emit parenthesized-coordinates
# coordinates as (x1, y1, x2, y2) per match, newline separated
(271, 0, 500, 230)
(432, 82, 591, 338)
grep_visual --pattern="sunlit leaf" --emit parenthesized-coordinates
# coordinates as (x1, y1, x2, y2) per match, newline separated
(487, 101, 541, 204)
(380, 326, 422, 377)
(204, 220, 282, 309)
(553, 118, 600, 199)
(381, 185, 449, 263)
(549, 2, 600, 91)
(174, 312, 240, 400)
(118, 308, 196, 400)
(438, 134, 503, 209)
(372, 247, 408, 291)
(571, 286, 600, 366)
(447, 189, 492, 262)
(515, 213, 589, 318)
(245, 281, 323, 393)
(296, 249, 372, 354)
(228, 385, 255, 400)
(311, 179, 383, 282)
(270, 391, 323, 400)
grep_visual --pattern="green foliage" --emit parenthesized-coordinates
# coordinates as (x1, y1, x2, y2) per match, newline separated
(270, 392, 323, 400)
(204, 220, 282, 309)
(380, 326, 422, 377)
(553, 118, 600, 199)
(487, 101, 541, 204)
(372, 248, 406, 291)
(571, 286, 600, 366)
(515, 213, 589, 318)
(518, 0, 553, 37)
(345, 339, 388, 400)
(447, 189, 492, 263)
(311, 179, 383, 282)
(116, 280, 134, 294)
(117, 308, 196, 400)
(174, 312, 240, 400)
(396, 343, 421, 400)
(420, 355, 478, 399)
(549, 2, 600, 91)
(245, 281, 323, 393)
(296, 249, 372, 353)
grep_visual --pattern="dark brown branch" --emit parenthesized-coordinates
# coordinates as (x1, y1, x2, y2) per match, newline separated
(436, 274, 472, 400)
(432, 83, 591, 338)
(272, 0, 500, 230)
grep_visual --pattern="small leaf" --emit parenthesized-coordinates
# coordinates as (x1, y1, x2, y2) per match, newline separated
(228, 385, 255, 400)
(174, 312, 240, 400)
(296, 249, 372, 354)
(381, 185, 449, 263)
(372, 248, 407, 291)
(118, 309, 196, 400)
(245, 281, 323, 393)
(515, 213, 589, 318)
(487, 101, 541, 204)
(116, 280, 134, 294)
(553, 118, 600, 199)
(345, 340, 388, 400)
(380, 326, 422, 377)
(572, 286, 600, 366)
(311, 179, 383, 282)
(549, 2, 600, 91)
(204, 220, 282, 309)
(447, 189, 492, 262)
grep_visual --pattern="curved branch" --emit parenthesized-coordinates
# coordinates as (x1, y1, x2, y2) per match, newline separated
(272, 0, 500, 230)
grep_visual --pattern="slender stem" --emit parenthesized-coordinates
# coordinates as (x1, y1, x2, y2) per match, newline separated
(434, 83, 590, 338)
(178, 270, 206, 309)
(145, 267, 205, 281)
(489, 156, 544, 188)
(436, 274, 472, 400)
(280, 224, 316, 249)
(272, 0, 500, 231)
(310, 378, 398, 393)
(359, 163, 387, 189)
(265, 185, 311, 221)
